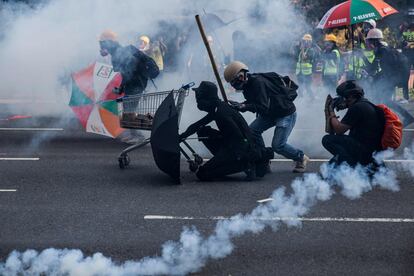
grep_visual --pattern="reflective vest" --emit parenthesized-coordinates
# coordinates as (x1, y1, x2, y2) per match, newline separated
(296, 48, 313, 76)
(323, 49, 340, 76)
(346, 55, 366, 79)
(403, 31, 414, 48)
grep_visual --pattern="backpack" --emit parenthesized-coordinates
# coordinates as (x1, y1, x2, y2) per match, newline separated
(140, 53, 160, 79)
(259, 72, 298, 117)
(129, 46, 160, 80)
(376, 104, 403, 150)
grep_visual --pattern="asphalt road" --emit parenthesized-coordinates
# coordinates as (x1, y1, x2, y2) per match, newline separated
(0, 109, 414, 275)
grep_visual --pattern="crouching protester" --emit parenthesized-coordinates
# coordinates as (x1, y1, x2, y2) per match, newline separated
(223, 61, 309, 173)
(322, 80, 384, 167)
(179, 81, 273, 181)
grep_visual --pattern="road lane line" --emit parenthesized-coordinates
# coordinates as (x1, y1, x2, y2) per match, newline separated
(257, 198, 274, 203)
(270, 159, 414, 163)
(0, 189, 17, 192)
(0, 158, 39, 161)
(144, 215, 414, 223)
(0, 128, 63, 131)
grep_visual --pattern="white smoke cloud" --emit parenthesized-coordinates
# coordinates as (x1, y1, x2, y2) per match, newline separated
(403, 143, 414, 177)
(1, 148, 407, 276)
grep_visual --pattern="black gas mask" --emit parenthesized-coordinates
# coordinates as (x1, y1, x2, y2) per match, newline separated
(99, 40, 118, 56)
(331, 96, 347, 111)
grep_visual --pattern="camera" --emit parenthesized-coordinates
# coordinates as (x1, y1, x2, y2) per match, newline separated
(331, 96, 347, 111)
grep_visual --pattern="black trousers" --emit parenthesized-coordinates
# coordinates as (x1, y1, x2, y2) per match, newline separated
(195, 126, 249, 181)
(322, 134, 374, 166)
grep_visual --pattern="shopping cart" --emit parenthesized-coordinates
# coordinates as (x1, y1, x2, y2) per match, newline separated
(117, 82, 195, 169)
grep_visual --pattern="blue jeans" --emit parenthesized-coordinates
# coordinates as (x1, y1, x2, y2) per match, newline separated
(249, 112, 304, 162)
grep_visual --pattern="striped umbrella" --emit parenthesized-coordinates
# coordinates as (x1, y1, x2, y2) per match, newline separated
(317, 0, 398, 29)
(69, 62, 125, 138)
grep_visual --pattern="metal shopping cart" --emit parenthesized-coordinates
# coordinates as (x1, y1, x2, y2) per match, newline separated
(116, 82, 195, 169)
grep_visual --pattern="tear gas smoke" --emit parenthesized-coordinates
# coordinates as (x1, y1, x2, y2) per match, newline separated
(0, 0, 323, 155)
(403, 143, 414, 177)
(0, 149, 407, 276)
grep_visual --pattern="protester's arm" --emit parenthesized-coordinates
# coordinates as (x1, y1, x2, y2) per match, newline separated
(325, 96, 351, 135)
(330, 116, 351, 135)
(179, 113, 214, 140)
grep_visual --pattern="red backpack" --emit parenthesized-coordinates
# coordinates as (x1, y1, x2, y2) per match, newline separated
(376, 104, 403, 150)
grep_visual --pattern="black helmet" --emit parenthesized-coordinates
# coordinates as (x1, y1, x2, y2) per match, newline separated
(336, 80, 364, 98)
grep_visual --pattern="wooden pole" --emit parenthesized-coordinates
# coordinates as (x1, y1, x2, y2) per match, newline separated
(195, 14, 228, 102)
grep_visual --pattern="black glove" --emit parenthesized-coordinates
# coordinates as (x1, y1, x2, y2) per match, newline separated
(179, 132, 188, 142)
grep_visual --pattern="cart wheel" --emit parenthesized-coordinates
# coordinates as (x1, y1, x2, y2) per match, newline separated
(119, 155, 130, 169)
(189, 161, 199, 172)
(194, 154, 203, 165)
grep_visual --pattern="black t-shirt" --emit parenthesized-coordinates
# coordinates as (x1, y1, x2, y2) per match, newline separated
(341, 99, 384, 152)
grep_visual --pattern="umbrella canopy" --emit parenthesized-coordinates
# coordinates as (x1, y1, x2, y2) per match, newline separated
(317, 0, 398, 29)
(150, 91, 180, 184)
(69, 62, 125, 138)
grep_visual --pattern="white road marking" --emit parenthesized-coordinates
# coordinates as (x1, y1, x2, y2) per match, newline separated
(144, 215, 414, 223)
(0, 158, 39, 161)
(0, 189, 17, 192)
(0, 128, 63, 131)
(270, 159, 414, 163)
(257, 198, 274, 203)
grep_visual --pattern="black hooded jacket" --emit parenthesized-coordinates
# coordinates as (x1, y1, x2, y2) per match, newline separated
(181, 101, 257, 159)
(242, 73, 296, 118)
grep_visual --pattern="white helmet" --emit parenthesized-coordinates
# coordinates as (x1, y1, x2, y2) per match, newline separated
(363, 19, 376, 29)
(224, 61, 248, 82)
(366, 28, 383, 40)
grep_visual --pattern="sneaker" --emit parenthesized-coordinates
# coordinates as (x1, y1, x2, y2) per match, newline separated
(293, 155, 310, 173)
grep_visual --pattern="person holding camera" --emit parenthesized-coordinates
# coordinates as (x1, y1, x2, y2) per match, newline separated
(224, 61, 309, 173)
(323, 80, 384, 167)
(179, 81, 273, 181)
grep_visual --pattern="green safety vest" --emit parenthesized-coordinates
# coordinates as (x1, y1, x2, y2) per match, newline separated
(296, 48, 313, 76)
(323, 49, 340, 76)
(403, 31, 414, 43)
(347, 55, 366, 79)
(363, 49, 375, 63)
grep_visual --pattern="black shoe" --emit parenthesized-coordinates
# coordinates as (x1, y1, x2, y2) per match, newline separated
(256, 161, 271, 178)
(244, 163, 256, 181)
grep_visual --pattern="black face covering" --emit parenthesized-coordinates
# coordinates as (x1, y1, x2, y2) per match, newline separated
(193, 81, 220, 113)
(99, 40, 119, 56)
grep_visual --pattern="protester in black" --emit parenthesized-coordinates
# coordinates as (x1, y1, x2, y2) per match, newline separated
(322, 80, 384, 167)
(99, 30, 149, 96)
(99, 30, 153, 143)
(179, 81, 273, 181)
(223, 61, 309, 173)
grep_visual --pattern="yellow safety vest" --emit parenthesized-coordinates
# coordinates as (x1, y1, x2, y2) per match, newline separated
(323, 49, 340, 76)
(347, 55, 366, 79)
(296, 48, 313, 76)
(403, 31, 414, 49)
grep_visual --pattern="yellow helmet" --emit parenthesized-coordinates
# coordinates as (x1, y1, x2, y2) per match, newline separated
(140, 35, 150, 45)
(99, 30, 118, 42)
(224, 61, 248, 83)
(324, 34, 337, 43)
(302, 34, 312, 41)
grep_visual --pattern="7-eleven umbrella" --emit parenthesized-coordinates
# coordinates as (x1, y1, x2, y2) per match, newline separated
(69, 62, 125, 138)
(317, 0, 398, 29)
